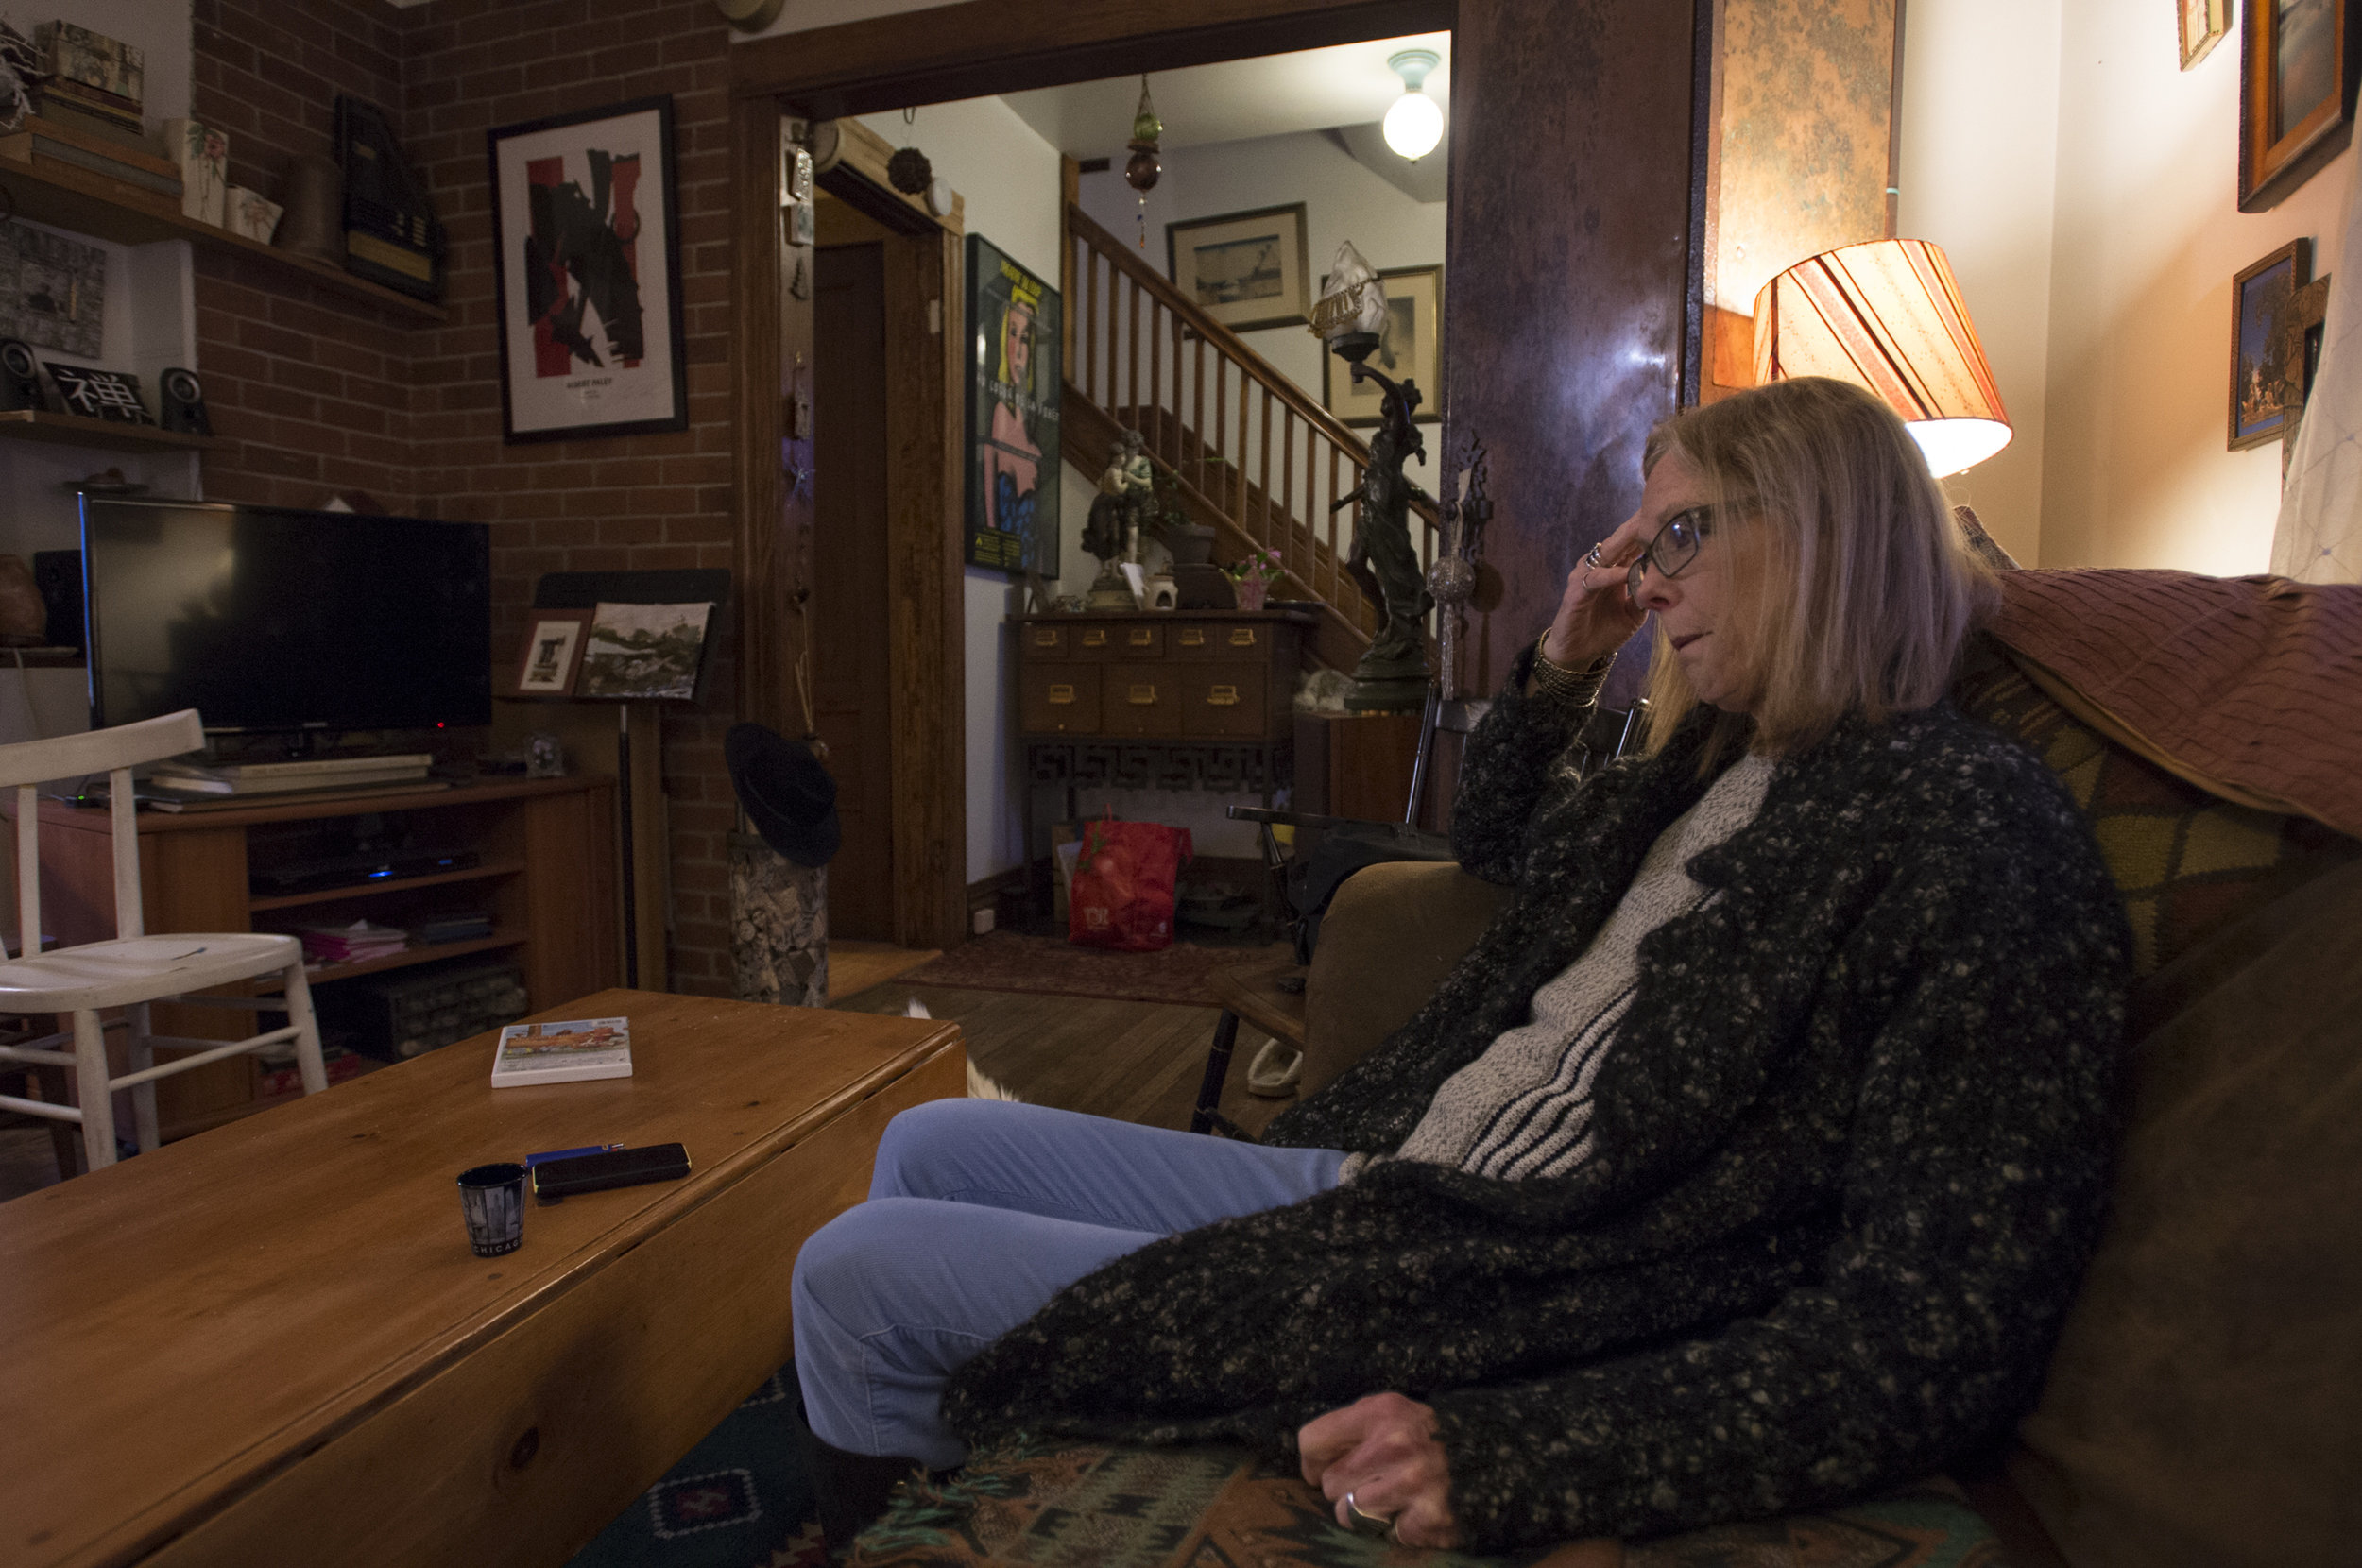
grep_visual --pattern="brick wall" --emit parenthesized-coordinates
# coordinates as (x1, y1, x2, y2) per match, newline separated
(187, 0, 745, 995)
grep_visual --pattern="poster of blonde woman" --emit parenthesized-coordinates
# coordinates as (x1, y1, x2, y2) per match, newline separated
(965, 234, 1062, 574)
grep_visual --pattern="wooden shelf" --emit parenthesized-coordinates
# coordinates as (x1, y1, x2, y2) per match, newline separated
(0, 408, 214, 452)
(285, 931, 527, 987)
(248, 859, 527, 913)
(0, 151, 448, 324)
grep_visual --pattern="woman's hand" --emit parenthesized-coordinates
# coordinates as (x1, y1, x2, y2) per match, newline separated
(1298, 1392, 1460, 1549)
(1540, 514, 1653, 668)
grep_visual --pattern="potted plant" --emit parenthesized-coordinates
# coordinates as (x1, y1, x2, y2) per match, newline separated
(1226, 546, 1284, 611)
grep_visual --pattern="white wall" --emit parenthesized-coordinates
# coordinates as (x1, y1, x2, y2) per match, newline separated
(857, 97, 1064, 885)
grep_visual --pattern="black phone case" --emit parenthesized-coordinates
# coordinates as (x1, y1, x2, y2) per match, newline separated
(530, 1142, 691, 1200)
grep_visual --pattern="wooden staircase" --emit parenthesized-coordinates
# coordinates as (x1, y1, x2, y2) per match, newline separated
(1062, 204, 1441, 675)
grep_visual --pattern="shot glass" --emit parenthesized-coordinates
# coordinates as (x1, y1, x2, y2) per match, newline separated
(456, 1162, 527, 1257)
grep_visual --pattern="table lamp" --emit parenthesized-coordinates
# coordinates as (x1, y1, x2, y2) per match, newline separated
(1753, 238, 2011, 476)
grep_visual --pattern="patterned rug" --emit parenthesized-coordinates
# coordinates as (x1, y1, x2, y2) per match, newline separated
(565, 1365, 825, 1568)
(899, 932, 1288, 1007)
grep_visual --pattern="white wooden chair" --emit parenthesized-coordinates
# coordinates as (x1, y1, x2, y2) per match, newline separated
(0, 709, 327, 1173)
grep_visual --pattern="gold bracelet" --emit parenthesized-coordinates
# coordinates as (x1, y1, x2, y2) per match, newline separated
(1532, 635, 1614, 706)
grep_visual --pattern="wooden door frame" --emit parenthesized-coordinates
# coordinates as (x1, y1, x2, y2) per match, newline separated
(729, 0, 1456, 951)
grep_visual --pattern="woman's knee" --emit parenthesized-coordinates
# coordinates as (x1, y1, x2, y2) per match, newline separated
(793, 1197, 918, 1324)
(870, 1097, 1013, 1199)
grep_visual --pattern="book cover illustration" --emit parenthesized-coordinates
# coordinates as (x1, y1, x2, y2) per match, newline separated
(489, 1015, 633, 1087)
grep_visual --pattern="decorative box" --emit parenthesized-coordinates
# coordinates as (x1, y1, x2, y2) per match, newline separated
(160, 118, 228, 227)
(226, 185, 282, 244)
(34, 22, 143, 106)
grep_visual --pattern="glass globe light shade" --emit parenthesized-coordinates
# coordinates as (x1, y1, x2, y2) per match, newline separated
(1383, 90, 1444, 161)
(1905, 418, 2012, 477)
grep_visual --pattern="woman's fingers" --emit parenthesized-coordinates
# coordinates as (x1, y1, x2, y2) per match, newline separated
(1300, 1394, 1460, 1548)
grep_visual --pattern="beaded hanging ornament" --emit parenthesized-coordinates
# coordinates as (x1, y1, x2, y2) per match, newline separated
(1123, 76, 1161, 247)
(887, 107, 933, 196)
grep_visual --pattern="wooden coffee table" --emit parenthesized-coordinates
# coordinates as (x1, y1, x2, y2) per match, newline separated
(0, 988, 964, 1568)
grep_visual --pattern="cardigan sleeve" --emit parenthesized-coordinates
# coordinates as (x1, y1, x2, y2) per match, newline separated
(1424, 783, 2129, 1547)
(1447, 640, 1599, 885)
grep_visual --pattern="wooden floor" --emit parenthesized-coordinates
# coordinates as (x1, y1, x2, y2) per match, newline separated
(827, 940, 940, 1001)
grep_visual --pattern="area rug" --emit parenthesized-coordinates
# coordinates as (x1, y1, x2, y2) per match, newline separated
(566, 1364, 825, 1568)
(899, 932, 1288, 1007)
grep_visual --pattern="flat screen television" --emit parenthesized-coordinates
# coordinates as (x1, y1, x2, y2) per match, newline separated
(79, 498, 492, 736)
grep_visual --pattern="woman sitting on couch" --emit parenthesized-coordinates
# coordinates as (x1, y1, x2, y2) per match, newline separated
(791, 375, 2129, 1554)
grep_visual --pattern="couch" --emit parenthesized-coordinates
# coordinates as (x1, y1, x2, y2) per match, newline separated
(849, 569, 2362, 1568)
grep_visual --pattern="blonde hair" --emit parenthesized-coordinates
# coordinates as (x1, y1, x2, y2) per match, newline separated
(1639, 376, 1995, 761)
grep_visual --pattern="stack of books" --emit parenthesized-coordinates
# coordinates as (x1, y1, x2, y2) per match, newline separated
(148, 753, 435, 798)
(411, 912, 494, 946)
(296, 920, 408, 968)
(3, 23, 177, 201)
(0, 112, 181, 201)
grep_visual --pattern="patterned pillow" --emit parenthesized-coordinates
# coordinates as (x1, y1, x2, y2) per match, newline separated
(1952, 635, 2358, 977)
(848, 1440, 2010, 1568)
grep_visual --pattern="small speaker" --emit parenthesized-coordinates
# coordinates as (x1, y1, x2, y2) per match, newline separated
(0, 339, 42, 411)
(158, 366, 212, 435)
(32, 551, 82, 653)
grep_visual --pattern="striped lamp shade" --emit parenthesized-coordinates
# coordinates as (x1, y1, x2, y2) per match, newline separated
(1753, 238, 2011, 475)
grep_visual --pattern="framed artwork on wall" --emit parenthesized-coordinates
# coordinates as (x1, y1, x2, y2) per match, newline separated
(1166, 203, 1311, 333)
(964, 233, 1063, 576)
(487, 96, 689, 442)
(2230, 237, 2312, 450)
(1322, 264, 1444, 426)
(514, 608, 591, 695)
(2238, 0, 2356, 211)
(2181, 0, 2231, 69)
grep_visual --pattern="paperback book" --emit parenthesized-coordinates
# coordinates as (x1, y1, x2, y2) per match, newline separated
(489, 1016, 632, 1088)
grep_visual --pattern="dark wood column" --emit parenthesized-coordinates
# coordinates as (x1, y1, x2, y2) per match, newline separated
(1444, 0, 1705, 707)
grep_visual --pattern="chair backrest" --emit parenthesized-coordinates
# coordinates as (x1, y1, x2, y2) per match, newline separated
(4, 709, 205, 954)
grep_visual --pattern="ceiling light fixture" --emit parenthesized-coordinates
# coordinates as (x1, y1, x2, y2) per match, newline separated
(1382, 49, 1444, 162)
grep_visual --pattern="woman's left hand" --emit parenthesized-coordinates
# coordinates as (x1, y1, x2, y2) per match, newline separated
(1298, 1392, 1460, 1549)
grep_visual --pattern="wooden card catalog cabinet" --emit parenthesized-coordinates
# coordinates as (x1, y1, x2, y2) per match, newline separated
(1015, 611, 1308, 745)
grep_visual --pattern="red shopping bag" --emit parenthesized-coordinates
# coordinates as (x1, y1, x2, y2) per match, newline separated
(1068, 810, 1192, 951)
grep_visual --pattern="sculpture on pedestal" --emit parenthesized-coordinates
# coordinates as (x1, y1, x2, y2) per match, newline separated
(1082, 428, 1156, 608)
(1333, 363, 1434, 710)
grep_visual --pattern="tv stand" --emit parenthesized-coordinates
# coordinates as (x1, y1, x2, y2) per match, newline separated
(10, 775, 620, 1149)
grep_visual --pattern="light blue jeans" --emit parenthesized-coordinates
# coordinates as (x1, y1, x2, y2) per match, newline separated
(791, 1098, 1347, 1468)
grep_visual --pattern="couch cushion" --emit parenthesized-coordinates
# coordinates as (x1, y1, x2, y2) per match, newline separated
(1301, 858, 1513, 1098)
(1953, 635, 2357, 976)
(2009, 856, 2362, 1567)
(848, 1439, 2009, 1567)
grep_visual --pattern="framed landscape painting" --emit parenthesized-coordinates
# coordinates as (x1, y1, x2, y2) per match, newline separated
(2230, 238, 2311, 450)
(488, 96, 689, 442)
(1323, 264, 1443, 426)
(1167, 203, 1311, 332)
(964, 233, 1063, 576)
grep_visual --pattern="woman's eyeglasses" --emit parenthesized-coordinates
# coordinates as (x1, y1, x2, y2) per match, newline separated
(1627, 506, 1714, 600)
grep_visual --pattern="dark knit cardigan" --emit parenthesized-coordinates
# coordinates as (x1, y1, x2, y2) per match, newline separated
(942, 649, 2130, 1550)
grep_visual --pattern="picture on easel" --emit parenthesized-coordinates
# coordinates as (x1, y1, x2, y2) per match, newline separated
(514, 608, 591, 695)
(576, 601, 714, 701)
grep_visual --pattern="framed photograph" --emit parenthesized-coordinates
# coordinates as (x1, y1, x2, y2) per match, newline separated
(1166, 203, 1312, 333)
(1322, 264, 1444, 426)
(965, 233, 1063, 576)
(2181, 0, 2231, 69)
(2231, 238, 2312, 450)
(514, 609, 591, 695)
(2238, 0, 2357, 212)
(576, 601, 714, 701)
(487, 96, 688, 442)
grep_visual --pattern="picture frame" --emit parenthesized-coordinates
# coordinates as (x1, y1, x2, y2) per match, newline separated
(514, 608, 591, 696)
(2238, 0, 2356, 212)
(2181, 0, 2231, 70)
(964, 232, 1064, 576)
(1322, 264, 1444, 426)
(487, 96, 689, 442)
(576, 601, 715, 702)
(1166, 203, 1312, 333)
(44, 363, 150, 424)
(2230, 238, 2312, 451)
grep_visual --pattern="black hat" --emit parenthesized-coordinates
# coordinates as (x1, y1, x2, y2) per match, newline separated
(725, 724, 841, 869)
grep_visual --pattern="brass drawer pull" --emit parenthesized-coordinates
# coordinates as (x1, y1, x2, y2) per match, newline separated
(1179, 629, 1207, 647)
(1033, 630, 1060, 647)
(1127, 628, 1155, 646)
(1048, 685, 1076, 705)
(1227, 628, 1257, 646)
(1127, 684, 1158, 705)
(1207, 685, 1241, 707)
(1082, 629, 1108, 647)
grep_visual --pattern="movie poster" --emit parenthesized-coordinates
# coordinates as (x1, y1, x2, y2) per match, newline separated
(965, 234, 1062, 575)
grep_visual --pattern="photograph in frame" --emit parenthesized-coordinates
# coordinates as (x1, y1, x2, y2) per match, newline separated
(964, 232, 1063, 577)
(576, 601, 714, 701)
(1166, 203, 1312, 333)
(2181, 0, 2230, 69)
(487, 96, 689, 442)
(2238, 0, 2356, 210)
(515, 609, 591, 695)
(1323, 264, 1444, 426)
(2230, 238, 2311, 450)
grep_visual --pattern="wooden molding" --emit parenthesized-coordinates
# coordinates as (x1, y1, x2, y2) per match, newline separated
(733, 97, 798, 734)
(827, 116, 965, 235)
(731, 0, 1455, 115)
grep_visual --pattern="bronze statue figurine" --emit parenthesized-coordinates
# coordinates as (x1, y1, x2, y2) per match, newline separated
(1334, 363, 1433, 710)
